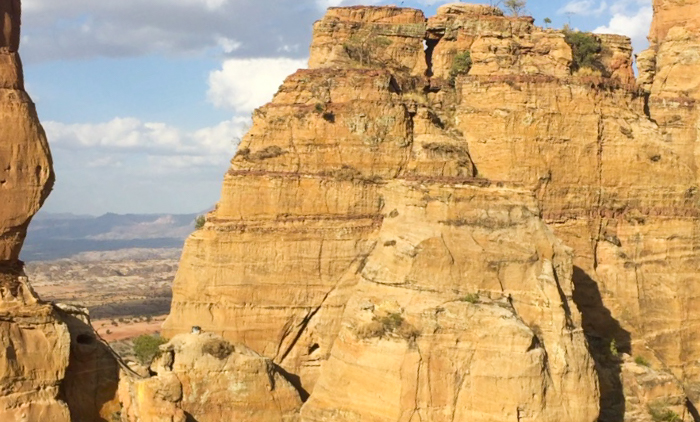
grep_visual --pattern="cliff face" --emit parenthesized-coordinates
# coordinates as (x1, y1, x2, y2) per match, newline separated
(0, 2, 68, 420)
(161, 4, 616, 421)
(160, 1, 700, 421)
(0, 3, 121, 421)
(0, 0, 53, 263)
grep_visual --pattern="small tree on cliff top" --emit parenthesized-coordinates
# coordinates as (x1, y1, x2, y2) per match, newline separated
(504, 0, 526, 16)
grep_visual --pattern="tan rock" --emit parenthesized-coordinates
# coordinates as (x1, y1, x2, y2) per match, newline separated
(649, 0, 700, 45)
(121, 332, 302, 422)
(163, 1, 700, 420)
(0, 0, 53, 262)
(301, 182, 599, 421)
(0, 3, 123, 421)
(309, 6, 427, 76)
(0, 2, 72, 420)
(0, 280, 71, 422)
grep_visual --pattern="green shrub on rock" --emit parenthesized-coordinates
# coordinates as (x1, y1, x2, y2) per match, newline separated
(450, 51, 472, 85)
(133, 334, 168, 365)
(563, 27, 602, 72)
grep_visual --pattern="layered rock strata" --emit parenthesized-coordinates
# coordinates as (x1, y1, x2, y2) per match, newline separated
(163, 4, 648, 420)
(163, 1, 700, 420)
(0, 0, 53, 262)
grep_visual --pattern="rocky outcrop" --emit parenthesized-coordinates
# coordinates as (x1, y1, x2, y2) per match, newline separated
(120, 332, 302, 422)
(0, 0, 53, 262)
(300, 182, 598, 421)
(0, 275, 71, 422)
(0, 2, 121, 421)
(162, 4, 630, 421)
(0, 1, 67, 420)
(161, 1, 700, 421)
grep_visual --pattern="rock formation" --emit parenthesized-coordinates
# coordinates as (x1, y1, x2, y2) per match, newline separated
(0, 3, 121, 421)
(0, 1, 68, 420)
(120, 332, 302, 422)
(0, 0, 53, 263)
(161, 1, 700, 421)
(4, 0, 700, 421)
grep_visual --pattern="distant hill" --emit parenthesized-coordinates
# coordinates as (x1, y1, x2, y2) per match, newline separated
(21, 211, 200, 261)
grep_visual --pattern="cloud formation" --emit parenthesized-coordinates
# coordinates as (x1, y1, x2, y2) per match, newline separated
(207, 57, 308, 114)
(21, 0, 321, 62)
(559, 0, 652, 51)
(41, 115, 251, 214)
(44, 116, 248, 157)
(594, 5, 652, 51)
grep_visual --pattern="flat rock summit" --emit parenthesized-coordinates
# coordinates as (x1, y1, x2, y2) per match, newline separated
(3, 1, 700, 421)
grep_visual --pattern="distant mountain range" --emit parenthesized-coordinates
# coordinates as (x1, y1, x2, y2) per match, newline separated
(21, 211, 200, 261)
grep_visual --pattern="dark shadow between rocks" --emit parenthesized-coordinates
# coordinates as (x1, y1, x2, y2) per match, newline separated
(687, 398, 700, 422)
(274, 363, 310, 402)
(56, 308, 121, 422)
(184, 411, 199, 422)
(572, 266, 631, 422)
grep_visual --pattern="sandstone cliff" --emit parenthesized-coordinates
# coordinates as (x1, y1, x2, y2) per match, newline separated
(0, 3, 122, 421)
(2, 0, 691, 421)
(0, 1, 68, 419)
(160, 2, 700, 421)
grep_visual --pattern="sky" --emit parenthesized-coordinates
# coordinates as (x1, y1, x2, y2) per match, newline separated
(20, 0, 654, 215)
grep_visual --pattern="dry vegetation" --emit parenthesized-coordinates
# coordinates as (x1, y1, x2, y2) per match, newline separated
(27, 255, 177, 345)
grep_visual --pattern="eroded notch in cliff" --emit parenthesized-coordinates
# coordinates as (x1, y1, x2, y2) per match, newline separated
(424, 36, 440, 78)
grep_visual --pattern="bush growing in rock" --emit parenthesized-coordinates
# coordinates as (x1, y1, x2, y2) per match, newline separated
(450, 51, 472, 85)
(202, 338, 234, 360)
(133, 334, 168, 365)
(648, 401, 681, 422)
(357, 312, 419, 341)
(563, 27, 602, 72)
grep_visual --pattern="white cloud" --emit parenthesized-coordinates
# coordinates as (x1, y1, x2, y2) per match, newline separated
(207, 57, 307, 114)
(86, 156, 123, 168)
(558, 0, 608, 16)
(594, 5, 653, 51)
(41, 115, 254, 214)
(20, 0, 322, 62)
(217, 37, 242, 54)
(44, 116, 249, 158)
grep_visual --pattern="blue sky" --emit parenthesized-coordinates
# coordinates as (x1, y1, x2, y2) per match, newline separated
(20, 0, 653, 215)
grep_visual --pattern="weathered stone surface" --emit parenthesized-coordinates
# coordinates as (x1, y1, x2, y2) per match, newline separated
(163, 4, 608, 420)
(0, 0, 53, 262)
(120, 332, 302, 422)
(620, 355, 688, 422)
(0, 275, 71, 422)
(309, 6, 427, 76)
(56, 304, 122, 422)
(426, 4, 572, 81)
(301, 182, 598, 421)
(0, 2, 72, 420)
(0, 3, 123, 421)
(161, 1, 700, 420)
(649, 0, 700, 46)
